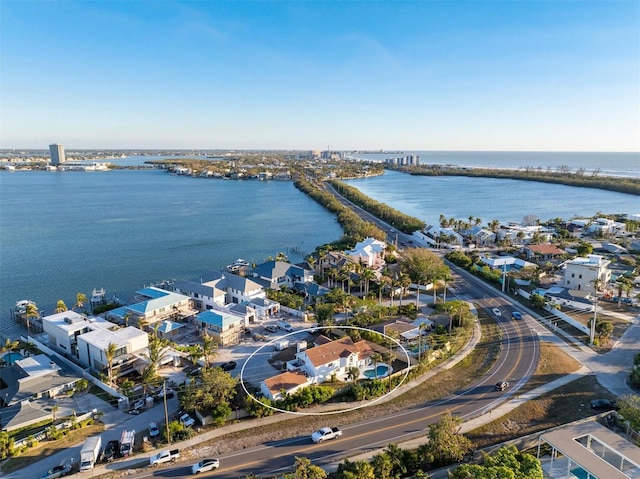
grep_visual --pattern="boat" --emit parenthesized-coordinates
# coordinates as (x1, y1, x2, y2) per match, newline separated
(90, 288, 107, 305)
(15, 300, 35, 312)
(226, 258, 251, 273)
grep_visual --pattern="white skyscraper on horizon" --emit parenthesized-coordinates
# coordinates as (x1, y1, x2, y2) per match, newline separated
(49, 143, 65, 165)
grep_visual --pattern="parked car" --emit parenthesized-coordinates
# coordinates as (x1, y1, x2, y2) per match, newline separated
(148, 422, 160, 438)
(492, 308, 502, 317)
(277, 320, 293, 331)
(495, 381, 509, 391)
(150, 449, 180, 467)
(180, 413, 196, 428)
(191, 458, 220, 474)
(590, 399, 619, 411)
(511, 311, 523, 320)
(102, 440, 120, 462)
(219, 360, 237, 372)
(41, 459, 73, 479)
(265, 325, 278, 333)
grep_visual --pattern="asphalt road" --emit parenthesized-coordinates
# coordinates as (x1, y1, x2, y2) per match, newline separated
(108, 266, 540, 479)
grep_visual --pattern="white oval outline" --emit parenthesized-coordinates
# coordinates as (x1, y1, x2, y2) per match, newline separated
(239, 325, 412, 416)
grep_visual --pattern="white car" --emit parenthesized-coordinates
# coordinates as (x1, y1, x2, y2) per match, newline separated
(148, 422, 160, 438)
(492, 308, 502, 317)
(192, 458, 220, 474)
(180, 413, 195, 428)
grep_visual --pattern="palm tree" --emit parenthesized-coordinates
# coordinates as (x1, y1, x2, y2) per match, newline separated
(361, 267, 375, 297)
(1, 338, 19, 365)
(346, 366, 360, 383)
(201, 333, 218, 369)
(188, 346, 204, 366)
(123, 312, 131, 327)
(104, 342, 118, 386)
(370, 352, 384, 379)
(74, 292, 88, 311)
(398, 274, 411, 307)
(55, 300, 68, 313)
(24, 302, 39, 335)
(51, 405, 59, 423)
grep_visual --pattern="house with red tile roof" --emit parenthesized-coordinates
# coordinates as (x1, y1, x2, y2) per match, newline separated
(522, 243, 566, 261)
(259, 370, 310, 401)
(290, 337, 377, 383)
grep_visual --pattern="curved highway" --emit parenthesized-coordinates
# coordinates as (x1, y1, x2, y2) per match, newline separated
(119, 264, 540, 479)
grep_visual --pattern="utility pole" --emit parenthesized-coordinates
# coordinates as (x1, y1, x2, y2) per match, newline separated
(163, 380, 170, 444)
(501, 264, 507, 293)
(590, 298, 598, 346)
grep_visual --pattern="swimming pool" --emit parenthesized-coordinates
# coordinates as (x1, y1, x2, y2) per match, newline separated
(1, 352, 23, 364)
(362, 364, 392, 379)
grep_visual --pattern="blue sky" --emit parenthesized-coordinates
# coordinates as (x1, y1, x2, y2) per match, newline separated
(1, 0, 638, 151)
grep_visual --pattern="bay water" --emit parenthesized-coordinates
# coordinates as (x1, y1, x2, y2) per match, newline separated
(0, 170, 343, 338)
(1, 151, 638, 340)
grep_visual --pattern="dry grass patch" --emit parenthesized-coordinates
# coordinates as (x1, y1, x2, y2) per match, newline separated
(519, 342, 581, 393)
(466, 375, 617, 449)
(2, 423, 105, 473)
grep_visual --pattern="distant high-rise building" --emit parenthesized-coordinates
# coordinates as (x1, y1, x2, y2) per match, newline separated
(49, 143, 65, 165)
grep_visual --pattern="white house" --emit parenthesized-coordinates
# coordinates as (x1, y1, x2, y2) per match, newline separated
(259, 370, 310, 401)
(170, 271, 267, 312)
(345, 238, 386, 268)
(77, 326, 149, 373)
(42, 310, 115, 357)
(561, 254, 611, 293)
(290, 337, 375, 383)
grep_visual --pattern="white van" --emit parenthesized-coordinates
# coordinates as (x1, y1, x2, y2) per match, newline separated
(277, 320, 293, 332)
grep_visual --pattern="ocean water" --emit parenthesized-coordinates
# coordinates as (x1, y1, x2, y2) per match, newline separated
(350, 151, 640, 178)
(0, 170, 343, 338)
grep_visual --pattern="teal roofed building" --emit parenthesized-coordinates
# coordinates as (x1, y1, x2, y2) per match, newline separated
(196, 310, 245, 346)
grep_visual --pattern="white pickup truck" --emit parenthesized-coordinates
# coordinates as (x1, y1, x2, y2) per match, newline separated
(311, 427, 342, 443)
(150, 449, 180, 466)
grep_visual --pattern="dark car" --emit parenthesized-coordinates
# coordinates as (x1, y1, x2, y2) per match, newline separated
(590, 399, 618, 411)
(102, 440, 120, 462)
(219, 360, 237, 372)
(495, 381, 509, 391)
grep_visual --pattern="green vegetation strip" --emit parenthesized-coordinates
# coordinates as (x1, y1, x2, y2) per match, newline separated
(327, 180, 427, 233)
(399, 165, 640, 196)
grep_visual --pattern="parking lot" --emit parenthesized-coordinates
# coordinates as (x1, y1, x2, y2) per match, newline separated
(212, 316, 314, 388)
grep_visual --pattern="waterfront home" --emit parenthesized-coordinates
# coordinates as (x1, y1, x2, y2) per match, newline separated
(107, 287, 195, 328)
(317, 251, 353, 278)
(345, 238, 386, 269)
(560, 254, 611, 294)
(251, 260, 313, 290)
(77, 326, 149, 374)
(195, 310, 245, 346)
(171, 271, 266, 310)
(259, 370, 310, 401)
(288, 337, 376, 383)
(42, 310, 115, 357)
(498, 223, 554, 245)
(154, 320, 186, 340)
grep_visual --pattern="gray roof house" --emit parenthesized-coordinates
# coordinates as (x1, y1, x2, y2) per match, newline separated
(251, 261, 313, 290)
